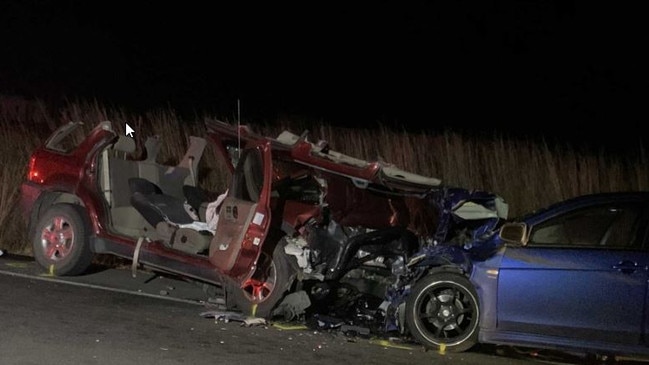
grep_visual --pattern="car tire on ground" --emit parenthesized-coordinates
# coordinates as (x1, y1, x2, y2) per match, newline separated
(32, 203, 94, 276)
(405, 273, 480, 353)
(229, 238, 297, 318)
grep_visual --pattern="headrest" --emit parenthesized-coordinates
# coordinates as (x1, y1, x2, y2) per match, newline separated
(128, 177, 162, 195)
(144, 135, 161, 162)
(113, 136, 136, 154)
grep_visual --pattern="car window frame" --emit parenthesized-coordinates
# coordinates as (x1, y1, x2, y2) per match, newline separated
(526, 200, 648, 250)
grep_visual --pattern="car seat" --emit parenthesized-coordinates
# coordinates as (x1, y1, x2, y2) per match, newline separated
(129, 177, 196, 227)
(128, 177, 211, 254)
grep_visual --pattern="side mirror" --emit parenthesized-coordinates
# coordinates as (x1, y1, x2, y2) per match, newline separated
(499, 223, 528, 245)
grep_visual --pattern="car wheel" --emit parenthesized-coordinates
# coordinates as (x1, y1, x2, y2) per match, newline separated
(405, 273, 479, 352)
(230, 238, 297, 318)
(32, 203, 94, 276)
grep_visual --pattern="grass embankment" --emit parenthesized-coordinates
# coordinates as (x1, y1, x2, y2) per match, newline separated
(1, 95, 647, 255)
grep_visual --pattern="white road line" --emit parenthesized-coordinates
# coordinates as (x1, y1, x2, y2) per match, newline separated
(0, 269, 206, 306)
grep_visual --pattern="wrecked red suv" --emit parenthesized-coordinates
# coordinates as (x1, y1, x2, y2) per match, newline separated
(20, 120, 506, 338)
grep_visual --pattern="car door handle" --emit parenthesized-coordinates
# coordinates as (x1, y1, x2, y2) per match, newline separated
(612, 260, 638, 274)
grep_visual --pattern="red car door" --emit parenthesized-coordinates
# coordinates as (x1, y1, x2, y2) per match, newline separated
(208, 140, 273, 284)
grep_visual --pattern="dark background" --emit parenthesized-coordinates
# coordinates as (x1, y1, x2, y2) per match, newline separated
(0, 1, 646, 147)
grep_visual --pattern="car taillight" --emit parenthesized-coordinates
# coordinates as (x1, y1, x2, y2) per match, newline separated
(27, 155, 43, 183)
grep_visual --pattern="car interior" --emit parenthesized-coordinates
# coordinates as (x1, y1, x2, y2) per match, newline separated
(98, 134, 215, 254)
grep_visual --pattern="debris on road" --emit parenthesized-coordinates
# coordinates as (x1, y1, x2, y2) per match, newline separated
(200, 310, 268, 327)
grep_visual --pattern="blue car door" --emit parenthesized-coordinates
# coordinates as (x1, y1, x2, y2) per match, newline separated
(496, 199, 649, 346)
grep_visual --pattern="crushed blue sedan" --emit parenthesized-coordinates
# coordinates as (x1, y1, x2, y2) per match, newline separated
(386, 191, 649, 359)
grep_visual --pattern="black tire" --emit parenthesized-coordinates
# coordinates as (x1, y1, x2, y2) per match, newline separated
(405, 273, 480, 353)
(32, 204, 94, 276)
(229, 238, 297, 318)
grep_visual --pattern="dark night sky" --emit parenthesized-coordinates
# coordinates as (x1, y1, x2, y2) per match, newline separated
(0, 1, 646, 146)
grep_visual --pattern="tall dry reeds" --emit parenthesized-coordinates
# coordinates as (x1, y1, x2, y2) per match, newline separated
(0, 95, 647, 255)
(0, 97, 46, 253)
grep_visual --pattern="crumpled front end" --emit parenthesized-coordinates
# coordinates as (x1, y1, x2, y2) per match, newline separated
(379, 187, 508, 333)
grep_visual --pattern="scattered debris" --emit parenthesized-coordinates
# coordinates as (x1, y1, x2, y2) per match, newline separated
(340, 324, 370, 338)
(200, 310, 268, 327)
(200, 310, 246, 322)
(242, 317, 268, 326)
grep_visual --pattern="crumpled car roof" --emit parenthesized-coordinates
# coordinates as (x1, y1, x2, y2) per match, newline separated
(206, 120, 442, 197)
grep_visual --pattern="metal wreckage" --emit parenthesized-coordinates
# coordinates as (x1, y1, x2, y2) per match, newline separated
(21, 119, 507, 351)
(270, 186, 507, 335)
(200, 120, 508, 345)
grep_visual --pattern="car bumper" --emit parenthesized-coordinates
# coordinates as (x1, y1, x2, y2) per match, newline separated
(20, 181, 45, 226)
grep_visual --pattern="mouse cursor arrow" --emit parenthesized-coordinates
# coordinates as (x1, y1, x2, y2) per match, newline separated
(125, 123, 135, 138)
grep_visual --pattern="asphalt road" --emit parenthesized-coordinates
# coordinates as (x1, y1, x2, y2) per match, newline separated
(0, 253, 643, 365)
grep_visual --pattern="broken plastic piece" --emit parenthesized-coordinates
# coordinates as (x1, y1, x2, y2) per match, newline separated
(200, 310, 267, 327)
(340, 324, 370, 338)
(242, 317, 267, 326)
(200, 310, 246, 322)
